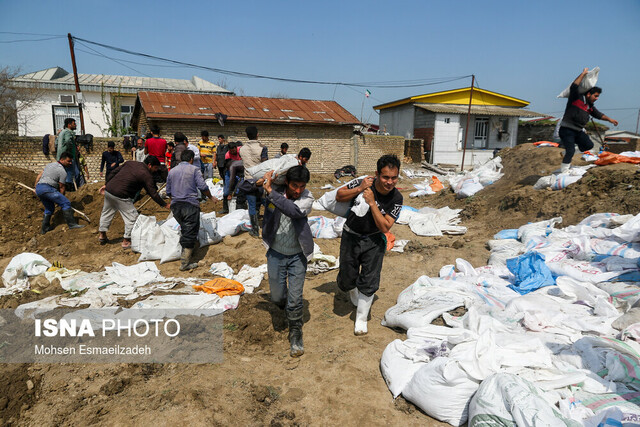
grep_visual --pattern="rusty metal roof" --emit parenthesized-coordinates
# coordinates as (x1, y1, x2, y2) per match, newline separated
(414, 103, 544, 118)
(136, 91, 360, 125)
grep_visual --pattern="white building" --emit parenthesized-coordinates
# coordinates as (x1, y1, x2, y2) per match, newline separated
(11, 67, 232, 137)
(374, 87, 543, 168)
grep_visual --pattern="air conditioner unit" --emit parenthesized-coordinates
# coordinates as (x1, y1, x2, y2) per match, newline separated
(59, 94, 75, 104)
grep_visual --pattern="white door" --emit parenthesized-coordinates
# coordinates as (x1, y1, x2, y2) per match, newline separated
(473, 117, 488, 148)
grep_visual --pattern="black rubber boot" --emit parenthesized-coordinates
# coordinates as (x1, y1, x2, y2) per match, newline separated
(287, 310, 304, 357)
(62, 209, 85, 229)
(40, 214, 52, 234)
(218, 198, 229, 215)
(249, 214, 260, 238)
(179, 248, 199, 271)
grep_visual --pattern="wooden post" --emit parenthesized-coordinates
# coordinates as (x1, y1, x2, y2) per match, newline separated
(67, 33, 85, 135)
(460, 75, 475, 171)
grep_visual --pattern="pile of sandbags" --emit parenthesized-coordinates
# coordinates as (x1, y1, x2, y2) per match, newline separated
(381, 212, 640, 426)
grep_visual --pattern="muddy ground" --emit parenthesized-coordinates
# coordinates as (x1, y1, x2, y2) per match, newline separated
(1, 144, 639, 426)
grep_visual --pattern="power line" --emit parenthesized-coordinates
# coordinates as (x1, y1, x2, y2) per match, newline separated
(0, 35, 65, 43)
(71, 34, 471, 89)
(0, 31, 65, 37)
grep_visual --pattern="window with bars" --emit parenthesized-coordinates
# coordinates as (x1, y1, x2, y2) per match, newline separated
(52, 105, 80, 134)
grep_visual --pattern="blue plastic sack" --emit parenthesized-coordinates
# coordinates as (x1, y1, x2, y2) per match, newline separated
(493, 229, 519, 240)
(506, 252, 556, 295)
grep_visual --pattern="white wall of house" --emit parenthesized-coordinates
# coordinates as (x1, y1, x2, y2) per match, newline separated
(378, 104, 414, 138)
(17, 90, 136, 137)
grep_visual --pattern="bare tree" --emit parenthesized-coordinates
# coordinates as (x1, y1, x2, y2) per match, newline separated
(0, 66, 44, 139)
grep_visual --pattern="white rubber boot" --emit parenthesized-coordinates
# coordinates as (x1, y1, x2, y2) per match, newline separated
(560, 163, 571, 173)
(354, 292, 374, 336)
(348, 288, 359, 307)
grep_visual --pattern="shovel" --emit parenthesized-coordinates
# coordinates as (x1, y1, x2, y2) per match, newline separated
(17, 182, 91, 223)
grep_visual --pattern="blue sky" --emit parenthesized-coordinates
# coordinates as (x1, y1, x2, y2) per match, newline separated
(1, 0, 639, 132)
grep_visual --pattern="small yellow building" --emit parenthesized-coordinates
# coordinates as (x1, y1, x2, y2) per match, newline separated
(374, 87, 543, 168)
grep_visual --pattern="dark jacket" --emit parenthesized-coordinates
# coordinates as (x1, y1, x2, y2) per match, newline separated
(105, 161, 166, 207)
(216, 143, 228, 168)
(262, 185, 314, 260)
(560, 83, 604, 131)
(171, 143, 188, 169)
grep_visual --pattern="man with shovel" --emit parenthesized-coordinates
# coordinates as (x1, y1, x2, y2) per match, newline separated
(98, 156, 169, 249)
(34, 152, 85, 234)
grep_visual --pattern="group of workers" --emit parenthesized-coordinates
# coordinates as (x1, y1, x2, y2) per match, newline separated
(33, 66, 614, 357)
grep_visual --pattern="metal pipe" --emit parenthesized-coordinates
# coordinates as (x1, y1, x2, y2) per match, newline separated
(67, 33, 86, 135)
(460, 75, 475, 171)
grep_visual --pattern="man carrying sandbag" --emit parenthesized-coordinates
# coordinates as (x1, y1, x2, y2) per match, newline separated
(98, 156, 169, 249)
(558, 67, 618, 171)
(335, 154, 403, 335)
(166, 149, 216, 270)
(262, 166, 314, 357)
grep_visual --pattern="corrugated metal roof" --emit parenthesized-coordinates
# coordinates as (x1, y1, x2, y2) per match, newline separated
(137, 91, 360, 125)
(414, 103, 544, 118)
(11, 67, 232, 95)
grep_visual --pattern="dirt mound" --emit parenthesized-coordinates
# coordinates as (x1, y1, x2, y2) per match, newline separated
(422, 143, 640, 230)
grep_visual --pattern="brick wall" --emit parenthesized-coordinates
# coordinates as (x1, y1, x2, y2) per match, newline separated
(404, 139, 424, 163)
(414, 127, 434, 148)
(0, 136, 124, 180)
(138, 119, 404, 175)
(355, 135, 405, 174)
(0, 129, 406, 179)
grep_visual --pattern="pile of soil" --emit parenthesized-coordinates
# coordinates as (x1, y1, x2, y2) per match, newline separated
(1, 145, 639, 426)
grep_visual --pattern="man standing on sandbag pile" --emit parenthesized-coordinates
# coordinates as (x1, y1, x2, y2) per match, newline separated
(262, 166, 314, 357)
(166, 149, 216, 271)
(98, 156, 169, 249)
(34, 152, 85, 234)
(558, 67, 618, 172)
(335, 154, 402, 335)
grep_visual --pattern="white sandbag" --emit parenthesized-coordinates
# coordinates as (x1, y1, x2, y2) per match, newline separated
(198, 211, 223, 246)
(557, 67, 600, 98)
(314, 176, 367, 217)
(104, 262, 164, 288)
(159, 226, 181, 264)
(380, 339, 431, 398)
(209, 262, 234, 278)
(612, 308, 640, 331)
(308, 216, 341, 239)
(233, 264, 267, 293)
(350, 193, 369, 217)
(137, 220, 165, 261)
(216, 209, 249, 237)
(204, 178, 224, 200)
(517, 217, 562, 246)
(402, 357, 479, 426)
(2, 253, 51, 287)
(468, 373, 579, 426)
(487, 239, 525, 267)
(130, 215, 157, 253)
(245, 154, 299, 182)
(578, 213, 633, 229)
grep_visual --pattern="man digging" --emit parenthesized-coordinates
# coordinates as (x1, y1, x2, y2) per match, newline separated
(98, 156, 168, 249)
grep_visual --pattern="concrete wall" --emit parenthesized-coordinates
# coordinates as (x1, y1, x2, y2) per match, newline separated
(17, 89, 136, 137)
(0, 136, 124, 180)
(378, 104, 415, 139)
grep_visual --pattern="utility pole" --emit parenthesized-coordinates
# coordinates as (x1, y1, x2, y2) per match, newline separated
(460, 75, 475, 171)
(636, 108, 639, 135)
(67, 33, 85, 135)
